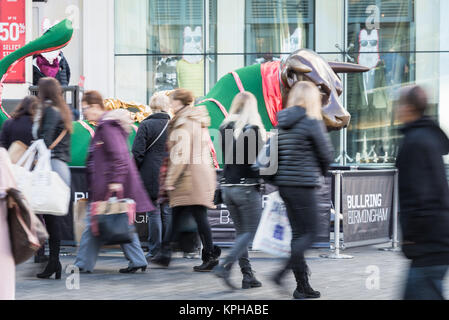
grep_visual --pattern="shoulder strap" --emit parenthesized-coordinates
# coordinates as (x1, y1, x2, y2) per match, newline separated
(145, 120, 169, 152)
(49, 129, 68, 150)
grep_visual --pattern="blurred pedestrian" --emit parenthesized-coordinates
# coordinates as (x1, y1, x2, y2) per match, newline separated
(34, 78, 72, 280)
(271, 81, 334, 299)
(0, 96, 49, 264)
(0, 96, 38, 149)
(0, 148, 17, 299)
(132, 92, 172, 260)
(396, 85, 449, 300)
(74, 91, 154, 273)
(213, 92, 265, 289)
(151, 88, 221, 271)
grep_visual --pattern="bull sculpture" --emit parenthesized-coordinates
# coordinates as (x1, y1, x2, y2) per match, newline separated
(0, 20, 369, 167)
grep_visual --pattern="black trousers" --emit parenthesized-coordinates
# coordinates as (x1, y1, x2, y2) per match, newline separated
(42, 215, 62, 261)
(163, 205, 214, 254)
(278, 186, 318, 276)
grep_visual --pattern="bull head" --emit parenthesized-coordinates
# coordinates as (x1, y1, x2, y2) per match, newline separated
(280, 49, 369, 131)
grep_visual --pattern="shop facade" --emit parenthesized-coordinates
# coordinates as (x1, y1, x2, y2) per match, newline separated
(110, 0, 449, 168)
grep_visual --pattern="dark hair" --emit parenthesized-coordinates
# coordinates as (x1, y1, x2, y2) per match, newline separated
(11, 96, 39, 119)
(170, 88, 195, 106)
(82, 90, 105, 110)
(399, 85, 428, 116)
(38, 77, 73, 133)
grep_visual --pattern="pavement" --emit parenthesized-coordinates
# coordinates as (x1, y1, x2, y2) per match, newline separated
(14, 244, 449, 300)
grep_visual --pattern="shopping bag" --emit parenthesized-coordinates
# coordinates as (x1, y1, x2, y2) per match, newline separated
(252, 191, 291, 257)
(73, 199, 88, 244)
(12, 140, 70, 216)
(7, 188, 49, 265)
(90, 196, 136, 245)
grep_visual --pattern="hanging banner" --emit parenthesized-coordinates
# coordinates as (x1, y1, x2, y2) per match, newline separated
(0, 0, 26, 83)
(341, 171, 395, 247)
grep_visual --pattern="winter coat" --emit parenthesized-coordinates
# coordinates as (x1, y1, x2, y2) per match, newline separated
(272, 106, 334, 187)
(86, 110, 155, 213)
(219, 121, 264, 184)
(132, 112, 171, 201)
(165, 105, 217, 209)
(38, 103, 71, 163)
(0, 115, 34, 149)
(33, 53, 71, 86)
(396, 116, 449, 267)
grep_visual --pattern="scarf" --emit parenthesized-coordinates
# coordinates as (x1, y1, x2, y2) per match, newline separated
(36, 54, 60, 78)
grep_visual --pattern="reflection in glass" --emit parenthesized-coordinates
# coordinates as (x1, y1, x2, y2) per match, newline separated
(245, 0, 314, 65)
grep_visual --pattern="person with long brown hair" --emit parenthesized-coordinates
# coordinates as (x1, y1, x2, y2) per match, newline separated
(34, 77, 72, 280)
(0, 96, 39, 149)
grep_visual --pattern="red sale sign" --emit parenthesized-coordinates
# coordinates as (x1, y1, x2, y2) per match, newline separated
(0, 0, 26, 83)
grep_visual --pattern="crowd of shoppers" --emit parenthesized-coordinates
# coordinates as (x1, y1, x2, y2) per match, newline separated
(1, 80, 448, 300)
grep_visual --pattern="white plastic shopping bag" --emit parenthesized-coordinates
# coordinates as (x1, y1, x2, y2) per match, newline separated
(252, 191, 292, 257)
(12, 140, 70, 216)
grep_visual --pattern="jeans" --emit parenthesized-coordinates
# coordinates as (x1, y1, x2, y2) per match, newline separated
(42, 159, 71, 261)
(74, 205, 147, 272)
(221, 185, 262, 270)
(147, 202, 172, 256)
(278, 186, 318, 278)
(404, 264, 449, 300)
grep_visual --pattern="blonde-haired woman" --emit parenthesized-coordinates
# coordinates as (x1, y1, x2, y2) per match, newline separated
(271, 81, 334, 299)
(132, 92, 172, 259)
(213, 92, 265, 289)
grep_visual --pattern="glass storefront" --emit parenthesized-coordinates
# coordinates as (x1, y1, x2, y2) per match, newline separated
(114, 0, 449, 167)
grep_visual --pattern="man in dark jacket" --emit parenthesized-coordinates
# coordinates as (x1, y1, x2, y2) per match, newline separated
(132, 93, 172, 259)
(395, 85, 449, 300)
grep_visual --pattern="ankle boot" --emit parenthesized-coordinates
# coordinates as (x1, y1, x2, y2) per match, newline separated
(37, 260, 62, 280)
(213, 263, 237, 289)
(293, 269, 320, 299)
(151, 250, 171, 267)
(242, 268, 262, 289)
(193, 246, 221, 272)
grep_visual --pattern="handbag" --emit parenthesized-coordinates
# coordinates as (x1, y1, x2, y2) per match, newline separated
(252, 191, 291, 257)
(7, 188, 49, 265)
(90, 194, 136, 245)
(251, 133, 278, 178)
(12, 139, 71, 216)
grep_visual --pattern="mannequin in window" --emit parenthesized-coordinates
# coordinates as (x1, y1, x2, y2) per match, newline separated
(176, 26, 204, 98)
(33, 19, 71, 87)
(349, 28, 389, 163)
(154, 45, 178, 93)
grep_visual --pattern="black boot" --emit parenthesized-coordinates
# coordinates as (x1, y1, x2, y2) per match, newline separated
(36, 259, 62, 280)
(151, 250, 171, 267)
(193, 246, 221, 272)
(242, 267, 262, 289)
(34, 244, 48, 263)
(213, 263, 237, 290)
(119, 266, 147, 273)
(293, 269, 320, 299)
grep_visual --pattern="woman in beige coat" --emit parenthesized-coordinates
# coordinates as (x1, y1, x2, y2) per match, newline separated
(151, 88, 221, 272)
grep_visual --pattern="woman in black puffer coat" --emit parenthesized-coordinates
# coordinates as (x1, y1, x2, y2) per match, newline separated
(271, 81, 334, 300)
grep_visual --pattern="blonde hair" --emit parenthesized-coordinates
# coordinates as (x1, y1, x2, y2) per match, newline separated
(222, 92, 266, 140)
(287, 81, 323, 120)
(150, 92, 170, 113)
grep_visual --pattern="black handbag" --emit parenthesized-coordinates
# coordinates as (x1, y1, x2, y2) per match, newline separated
(91, 197, 136, 245)
(97, 213, 136, 245)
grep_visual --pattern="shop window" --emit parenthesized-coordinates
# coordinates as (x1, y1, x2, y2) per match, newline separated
(245, 0, 315, 65)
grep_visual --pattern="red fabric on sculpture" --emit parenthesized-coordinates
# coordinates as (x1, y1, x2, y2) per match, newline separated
(261, 61, 283, 127)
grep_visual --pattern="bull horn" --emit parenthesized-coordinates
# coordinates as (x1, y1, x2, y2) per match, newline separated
(328, 61, 370, 73)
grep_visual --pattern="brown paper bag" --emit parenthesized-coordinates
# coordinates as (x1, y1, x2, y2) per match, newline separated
(73, 199, 88, 244)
